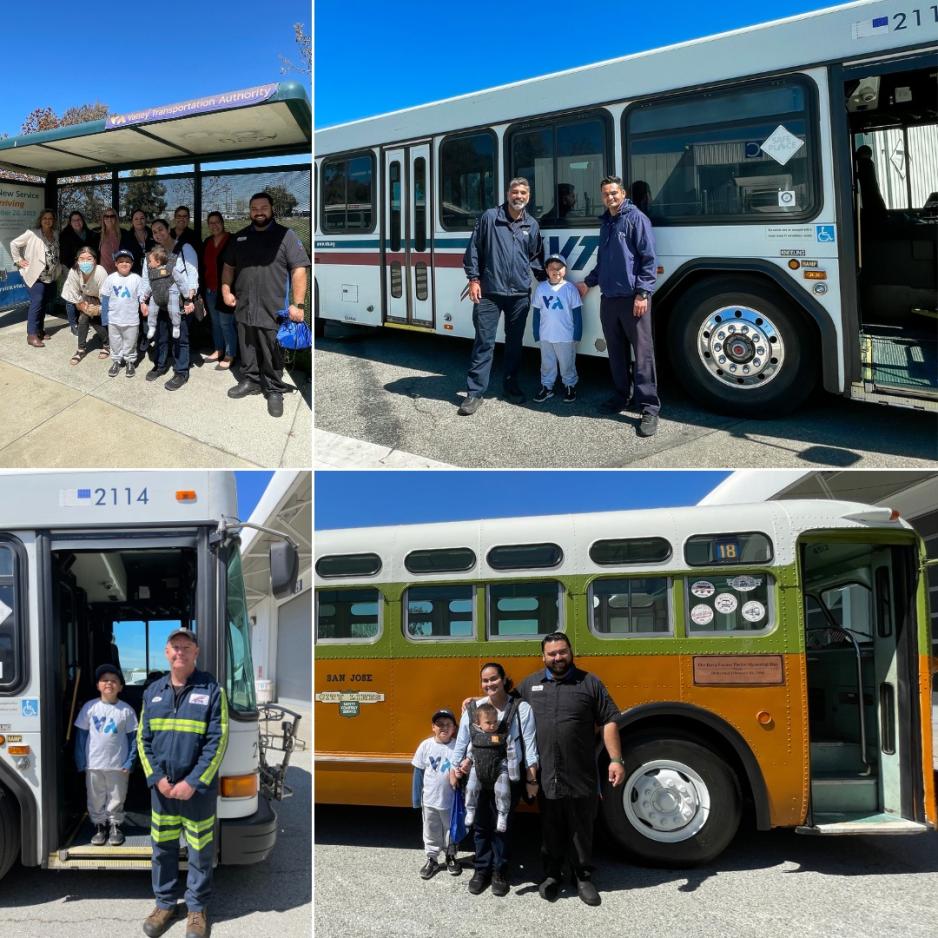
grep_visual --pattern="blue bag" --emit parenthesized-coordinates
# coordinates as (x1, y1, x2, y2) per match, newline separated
(449, 784, 468, 846)
(275, 273, 311, 350)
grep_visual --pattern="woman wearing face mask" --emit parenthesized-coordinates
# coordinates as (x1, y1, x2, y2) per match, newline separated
(60, 212, 100, 334)
(61, 245, 109, 364)
(10, 208, 62, 347)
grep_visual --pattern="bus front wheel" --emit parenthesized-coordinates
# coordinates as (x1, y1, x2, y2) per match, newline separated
(669, 278, 817, 417)
(0, 785, 19, 880)
(601, 737, 741, 867)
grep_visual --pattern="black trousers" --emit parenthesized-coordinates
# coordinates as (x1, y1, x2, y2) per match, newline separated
(465, 293, 529, 397)
(538, 792, 598, 880)
(599, 294, 660, 416)
(237, 321, 290, 395)
(471, 782, 521, 875)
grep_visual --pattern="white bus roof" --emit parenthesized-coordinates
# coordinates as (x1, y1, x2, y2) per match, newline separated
(0, 471, 237, 529)
(316, 0, 936, 155)
(315, 499, 911, 585)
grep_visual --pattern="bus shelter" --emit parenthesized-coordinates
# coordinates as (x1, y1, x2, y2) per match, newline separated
(0, 82, 311, 312)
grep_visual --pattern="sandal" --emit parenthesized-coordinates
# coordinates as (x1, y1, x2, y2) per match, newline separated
(70, 349, 87, 366)
(98, 347, 110, 359)
(215, 357, 233, 370)
(203, 351, 221, 362)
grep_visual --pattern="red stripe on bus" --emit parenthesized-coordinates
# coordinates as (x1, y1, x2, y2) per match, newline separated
(314, 252, 466, 268)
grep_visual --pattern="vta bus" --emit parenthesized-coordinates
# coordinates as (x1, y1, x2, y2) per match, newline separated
(314, 0, 938, 417)
(0, 471, 299, 880)
(315, 500, 936, 865)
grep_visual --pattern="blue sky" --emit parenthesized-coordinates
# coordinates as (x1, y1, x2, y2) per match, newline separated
(235, 471, 275, 518)
(315, 0, 843, 127)
(0, 1, 309, 139)
(315, 471, 730, 529)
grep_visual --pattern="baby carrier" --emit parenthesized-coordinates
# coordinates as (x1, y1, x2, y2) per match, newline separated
(148, 257, 176, 309)
(467, 698, 517, 789)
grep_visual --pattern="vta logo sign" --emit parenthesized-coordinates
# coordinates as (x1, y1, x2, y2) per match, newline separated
(546, 235, 600, 271)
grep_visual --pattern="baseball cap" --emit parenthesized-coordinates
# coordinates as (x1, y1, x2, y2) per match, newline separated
(113, 248, 134, 261)
(166, 628, 199, 645)
(95, 663, 123, 684)
(545, 253, 567, 267)
(431, 708, 456, 724)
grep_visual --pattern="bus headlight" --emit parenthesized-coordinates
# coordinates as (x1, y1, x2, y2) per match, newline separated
(220, 773, 259, 798)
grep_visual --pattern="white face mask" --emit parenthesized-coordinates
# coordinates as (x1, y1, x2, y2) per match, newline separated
(78, 261, 94, 274)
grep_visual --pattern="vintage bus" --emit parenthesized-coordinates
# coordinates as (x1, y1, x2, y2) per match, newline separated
(315, 500, 936, 865)
(314, 0, 938, 416)
(0, 471, 299, 880)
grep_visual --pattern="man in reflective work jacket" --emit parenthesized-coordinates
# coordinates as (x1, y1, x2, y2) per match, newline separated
(138, 628, 229, 938)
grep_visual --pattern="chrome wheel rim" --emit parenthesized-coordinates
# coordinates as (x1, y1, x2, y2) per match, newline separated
(623, 759, 711, 843)
(695, 305, 784, 389)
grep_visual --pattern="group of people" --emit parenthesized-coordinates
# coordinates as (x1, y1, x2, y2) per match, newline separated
(459, 175, 660, 437)
(74, 628, 226, 938)
(9, 192, 310, 418)
(411, 633, 624, 906)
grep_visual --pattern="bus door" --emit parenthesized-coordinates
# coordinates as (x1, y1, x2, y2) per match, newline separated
(383, 143, 434, 327)
(801, 537, 927, 834)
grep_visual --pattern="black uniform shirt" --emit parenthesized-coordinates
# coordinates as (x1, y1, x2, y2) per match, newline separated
(223, 221, 311, 329)
(518, 665, 620, 800)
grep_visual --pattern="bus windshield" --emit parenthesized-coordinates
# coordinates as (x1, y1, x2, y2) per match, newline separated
(226, 548, 256, 713)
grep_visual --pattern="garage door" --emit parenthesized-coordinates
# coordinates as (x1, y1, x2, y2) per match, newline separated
(275, 591, 311, 704)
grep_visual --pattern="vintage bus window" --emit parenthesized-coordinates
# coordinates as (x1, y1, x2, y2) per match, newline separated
(590, 577, 671, 635)
(626, 78, 817, 224)
(317, 589, 382, 642)
(404, 547, 476, 575)
(487, 543, 563, 570)
(321, 152, 375, 233)
(684, 533, 773, 566)
(507, 111, 610, 226)
(590, 537, 672, 565)
(0, 542, 23, 694)
(440, 131, 497, 230)
(405, 585, 474, 640)
(488, 581, 562, 637)
(316, 553, 382, 578)
(685, 573, 773, 633)
(225, 550, 257, 713)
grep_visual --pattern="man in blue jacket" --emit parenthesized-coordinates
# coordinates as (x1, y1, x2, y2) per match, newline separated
(459, 177, 545, 415)
(138, 628, 228, 938)
(578, 176, 659, 437)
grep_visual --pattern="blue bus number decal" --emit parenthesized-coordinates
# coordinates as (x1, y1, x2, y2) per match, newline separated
(60, 487, 149, 507)
(546, 236, 600, 271)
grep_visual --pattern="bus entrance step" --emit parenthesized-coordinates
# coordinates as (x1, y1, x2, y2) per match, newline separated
(46, 853, 191, 871)
(809, 740, 864, 774)
(860, 330, 938, 397)
(797, 813, 927, 836)
(810, 775, 878, 813)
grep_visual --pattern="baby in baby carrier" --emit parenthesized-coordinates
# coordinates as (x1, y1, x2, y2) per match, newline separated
(464, 700, 516, 833)
(143, 246, 189, 340)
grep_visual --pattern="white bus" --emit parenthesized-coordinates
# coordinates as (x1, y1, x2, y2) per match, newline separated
(0, 471, 300, 880)
(314, 0, 938, 416)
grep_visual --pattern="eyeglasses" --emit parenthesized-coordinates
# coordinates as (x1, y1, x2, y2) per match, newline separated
(103, 214, 117, 219)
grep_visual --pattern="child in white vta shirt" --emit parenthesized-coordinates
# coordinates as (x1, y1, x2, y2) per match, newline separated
(101, 249, 147, 378)
(532, 253, 583, 403)
(74, 664, 138, 846)
(411, 708, 461, 880)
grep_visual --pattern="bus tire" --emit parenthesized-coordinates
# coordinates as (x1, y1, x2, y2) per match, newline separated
(601, 737, 741, 867)
(669, 278, 817, 417)
(0, 785, 20, 880)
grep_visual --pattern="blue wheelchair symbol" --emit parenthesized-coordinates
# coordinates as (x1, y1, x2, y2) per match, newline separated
(21, 699, 39, 718)
(816, 225, 835, 243)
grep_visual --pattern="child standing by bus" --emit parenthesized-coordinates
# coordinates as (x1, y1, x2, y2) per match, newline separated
(411, 708, 461, 880)
(532, 253, 582, 404)
(74, 664, 138, 846)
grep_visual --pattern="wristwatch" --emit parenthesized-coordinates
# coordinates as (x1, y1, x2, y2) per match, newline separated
(636, 290, 650, 299)
(295, 303, 305, 309)
(610, 757, 625, 765)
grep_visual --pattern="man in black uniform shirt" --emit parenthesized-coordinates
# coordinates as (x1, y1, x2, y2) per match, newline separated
(519, 632, 625, 906)
(221, 192, 310, 418)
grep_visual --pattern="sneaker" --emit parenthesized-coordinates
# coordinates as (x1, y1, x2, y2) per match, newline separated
(491, 870, 509, 897)
(107, 361, 121, 377)
(496, 812, 508, 833)
(538, 876, 560, 901)
(563, 385, 577, 403)
(503, 381, 526, 404)
(125, 362, 136, 378)
(267, 393, 284, 418)
(184, 910, 208, 938)
(108, 822, 125, 846)
(142, 906, 180, 937)
(446, 854, 461, 876)
(533, 385, 554, 403)
(576, 877, 601, 906)
(91, 823, 107, 846)
(164, 373, 188, 391)
(146, 366, 168, 382)
(457, 395, 483, 416)
(599, 395, 627, 414)
(419, 857, 441, 880)
(467, 870, 490, 895)
(638, 413, 659, 437)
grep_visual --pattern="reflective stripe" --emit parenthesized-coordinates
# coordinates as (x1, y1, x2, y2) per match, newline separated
(184, 829, 214, 850)
(151, 811, 183, 826)
(150, 827, 182, 843)
(149, 718, 208, 734)
(136, 699, 154, 779)
(199, 689, 229, 786)
(181, 816, 215, 834)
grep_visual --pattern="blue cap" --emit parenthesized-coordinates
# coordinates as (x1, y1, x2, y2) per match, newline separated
(545, 253, 567, 267)
(113, 248, 134, 261)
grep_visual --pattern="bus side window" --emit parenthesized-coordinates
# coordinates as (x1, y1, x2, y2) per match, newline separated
(0, 544, 22, 692)
(317, 589, 382, 643)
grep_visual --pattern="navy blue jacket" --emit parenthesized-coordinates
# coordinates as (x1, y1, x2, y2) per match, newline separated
(584, 201, 657, 298)
(137, 669, 229, 792)
(463, 203, 544, 296)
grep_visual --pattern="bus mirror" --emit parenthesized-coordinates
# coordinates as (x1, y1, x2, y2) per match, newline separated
(270, 541, 299, 599)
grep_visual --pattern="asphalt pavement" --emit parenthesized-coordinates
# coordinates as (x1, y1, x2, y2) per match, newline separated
(314, 324, 938, 469)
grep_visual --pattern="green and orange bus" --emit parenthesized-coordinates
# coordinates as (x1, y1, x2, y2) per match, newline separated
(314, 499, 936, 864)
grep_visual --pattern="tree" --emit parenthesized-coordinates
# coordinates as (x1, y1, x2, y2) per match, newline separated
(122, 170, 167, 221)
(279, 23, 311, 79)
(267, 185, 298, 218)
(21, 101, 108, 135)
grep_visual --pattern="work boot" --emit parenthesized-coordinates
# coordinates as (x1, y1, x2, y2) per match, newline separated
(266, 393, 284, 418)
(146, 366, 168, 382)
(164, 373, 188, 391)
(467, 870, 490, 894)
(185, 910, 208, 938)
(108, 821, 124, 846)
(457, 395, 483, 416)
(638, 413, 659, 437)
(576, 876, 601, 906)
(90, 823, 107, 846)
(491, 870, 510, 897)
(228, 379, 261, 399)
(142, 905, 179, 937)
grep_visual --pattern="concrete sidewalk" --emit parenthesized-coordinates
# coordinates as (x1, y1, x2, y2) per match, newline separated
(315, 429, 452, 468)
(0, 307, 311, 467)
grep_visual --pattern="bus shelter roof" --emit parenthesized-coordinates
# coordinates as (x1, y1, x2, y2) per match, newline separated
(0, 82, 310, 178)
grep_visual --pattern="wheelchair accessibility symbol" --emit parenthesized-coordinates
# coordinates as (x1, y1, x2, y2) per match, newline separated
(816, 225, 835, 243)
(21, 699, 39, 718)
